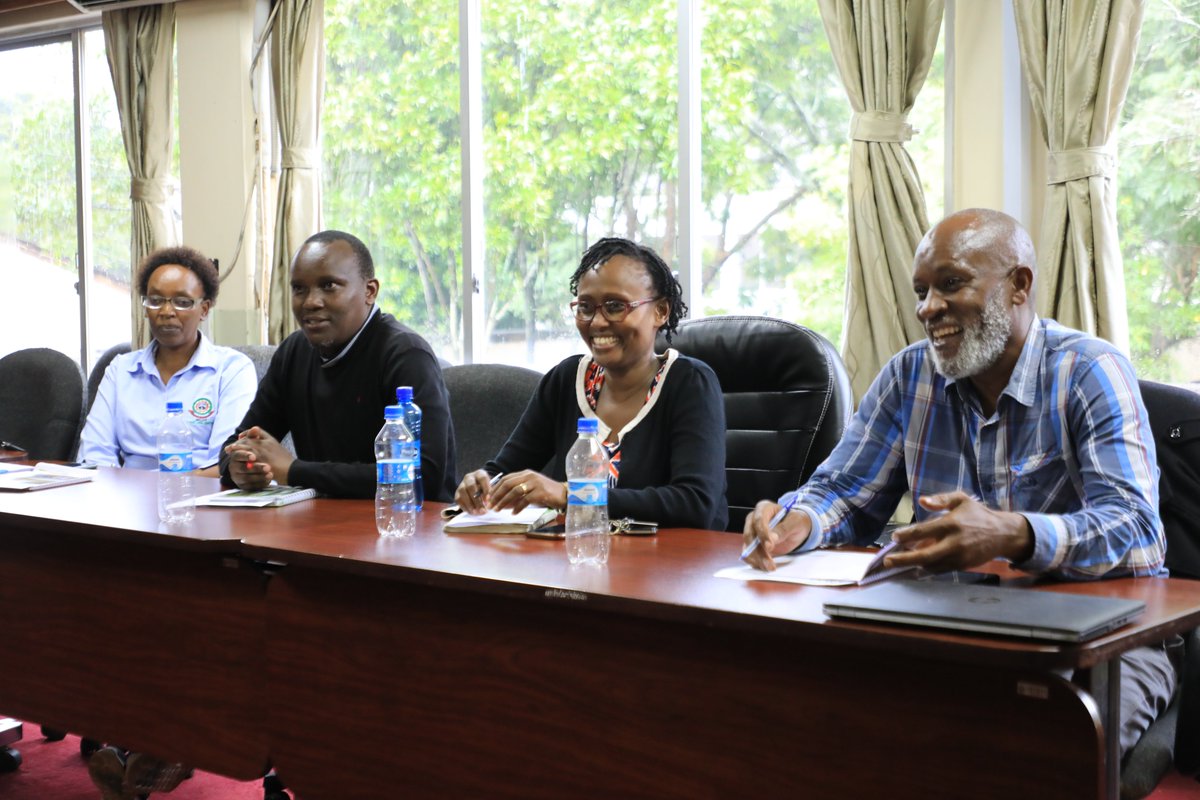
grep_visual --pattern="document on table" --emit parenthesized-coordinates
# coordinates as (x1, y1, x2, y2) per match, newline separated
(0, 463, 96, 492)
(443, 505, 557, 534)
(715, 542, 915, 586)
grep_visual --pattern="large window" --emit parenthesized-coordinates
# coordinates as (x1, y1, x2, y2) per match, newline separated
(1119, 0, 1200, 383)
(1, 39, 83, 362)
(699, 1, 943, 346)
(322, 0, 944, 367)
(322, 0, 463, 361)
(0, 29, 140, 373)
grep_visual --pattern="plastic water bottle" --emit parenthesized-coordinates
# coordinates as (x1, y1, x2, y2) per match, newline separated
(375, 406, 417, 537)
(157, 401, 195, 524)
(395, 386, 423, 509)
(565, 417, 610, 565)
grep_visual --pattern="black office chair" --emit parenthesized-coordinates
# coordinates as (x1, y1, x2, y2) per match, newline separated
(85, 342, 132, 416)
(656, 315, 854, 532)
(71, 341, 134, 460)
(442, 363, 543, 483)
(232, 344, 278, 383)
(1121, 380, 1200, 798)
(0, 348, 85, 461)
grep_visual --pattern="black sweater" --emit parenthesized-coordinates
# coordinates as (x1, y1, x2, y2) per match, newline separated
(220, 311, 456, 500)
(485, 353, 728, 530)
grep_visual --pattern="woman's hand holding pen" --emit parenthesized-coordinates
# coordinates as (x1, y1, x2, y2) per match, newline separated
(488, 471, 567, 514)
(740, 499, 814, 572)
(454, 469, 568, 515)
(454, 469, 500, 514)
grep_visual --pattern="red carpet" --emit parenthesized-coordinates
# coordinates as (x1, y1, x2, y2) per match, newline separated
(4, 718, 1199, 798)
(0, 723, 266, 799)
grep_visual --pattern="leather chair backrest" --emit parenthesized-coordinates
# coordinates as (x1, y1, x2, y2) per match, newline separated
(86, 342, 132, 416)
(657, 315, 853, 532)
(0, 348, 85, 461)
(443, 363, 543, 483)
(1139, 380, 1200, 579)
(1122, 383, 1200, 794)
(233, 344, 278, 384)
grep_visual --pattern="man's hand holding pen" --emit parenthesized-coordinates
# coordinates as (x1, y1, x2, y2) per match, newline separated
(740, 499, 814, 572)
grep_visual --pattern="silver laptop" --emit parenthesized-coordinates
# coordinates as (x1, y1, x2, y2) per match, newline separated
(823, 580, 1145, 643)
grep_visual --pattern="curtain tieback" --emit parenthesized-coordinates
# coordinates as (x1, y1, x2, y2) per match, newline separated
(281, 147, 316, 169)
(1046, 147, 1116, 184)
(849, 111, 913, 143)
(130, 177, 168, 203)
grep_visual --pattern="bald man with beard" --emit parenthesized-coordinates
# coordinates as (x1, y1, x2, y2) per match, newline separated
(743, 208, 1176, 757)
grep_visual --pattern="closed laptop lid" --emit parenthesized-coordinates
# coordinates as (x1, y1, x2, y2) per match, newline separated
(822, 580, 1145, 643)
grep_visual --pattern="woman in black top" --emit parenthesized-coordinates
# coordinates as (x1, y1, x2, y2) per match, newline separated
(453, 237, 728, 531)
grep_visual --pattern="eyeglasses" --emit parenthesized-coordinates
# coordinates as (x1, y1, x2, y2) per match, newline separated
(569, 297, 659, 322)
(142, 295, 200, 311)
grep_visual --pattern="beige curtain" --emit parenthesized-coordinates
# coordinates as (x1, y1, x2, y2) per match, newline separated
(819, 0, 944, 400)
(1013, 0, 1144, 352)
(267, 0, 325, 344)
(103, 5, 178, 349)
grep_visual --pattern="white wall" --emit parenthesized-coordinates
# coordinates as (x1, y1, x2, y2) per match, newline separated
(176, 0, 268, 345)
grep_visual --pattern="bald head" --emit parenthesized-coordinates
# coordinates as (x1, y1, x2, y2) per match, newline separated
(916, 208, 1036, 290)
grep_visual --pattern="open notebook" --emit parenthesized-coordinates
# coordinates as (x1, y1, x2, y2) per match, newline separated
(716, 542, 915, 587)
(443, 506, 558, 534)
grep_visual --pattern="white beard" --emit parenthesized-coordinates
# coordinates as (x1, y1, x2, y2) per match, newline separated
(929, 286, 1012, 379)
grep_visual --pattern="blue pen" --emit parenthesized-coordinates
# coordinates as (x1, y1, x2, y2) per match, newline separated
(740, 497, 796, 562)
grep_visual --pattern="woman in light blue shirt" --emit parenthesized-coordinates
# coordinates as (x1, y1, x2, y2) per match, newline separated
(79, 246, 257, 475)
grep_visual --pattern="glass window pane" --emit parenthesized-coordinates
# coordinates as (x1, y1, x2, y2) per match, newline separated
(85, 27, 136, 364)
(321, 0, 463, 361)
(700, 2, 944, 348)
(0, 40, 82, 363)
(1119, 0, 1200, 383)
(479, 0, 677, 368)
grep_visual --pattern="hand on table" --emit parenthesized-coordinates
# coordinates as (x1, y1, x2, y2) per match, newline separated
(224, 427, 295, 491)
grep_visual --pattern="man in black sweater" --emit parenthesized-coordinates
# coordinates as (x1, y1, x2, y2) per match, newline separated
(220, 230, 456, 499)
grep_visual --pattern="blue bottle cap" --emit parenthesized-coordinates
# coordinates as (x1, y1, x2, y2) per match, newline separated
(384, 406, 403, 420)
(396, 386, 414, 403)
(577, 417, 598, 434)
(166, 401, 183, 413)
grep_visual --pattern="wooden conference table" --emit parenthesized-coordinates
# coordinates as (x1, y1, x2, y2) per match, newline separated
(3, 467, 1200, 798)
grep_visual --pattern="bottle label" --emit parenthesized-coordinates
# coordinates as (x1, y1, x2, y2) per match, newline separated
(567, 479, 607, 506)
(377, 459, 414, 485)
(159, 452, 193, 473)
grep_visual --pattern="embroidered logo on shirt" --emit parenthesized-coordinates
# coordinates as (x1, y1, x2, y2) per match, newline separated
(191, 397, 215, 419)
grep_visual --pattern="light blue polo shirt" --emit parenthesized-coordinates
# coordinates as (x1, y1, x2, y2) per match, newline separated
(79, 334, 258, 470)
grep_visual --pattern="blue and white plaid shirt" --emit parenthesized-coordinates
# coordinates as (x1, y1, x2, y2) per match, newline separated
(784, 318, 1166, 579)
